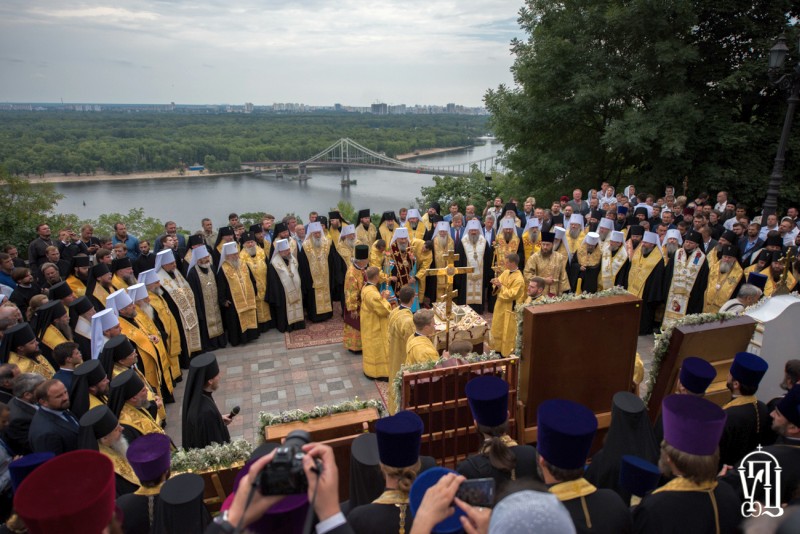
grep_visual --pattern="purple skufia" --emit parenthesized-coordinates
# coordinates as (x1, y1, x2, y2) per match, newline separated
(661, 394, 726, 456)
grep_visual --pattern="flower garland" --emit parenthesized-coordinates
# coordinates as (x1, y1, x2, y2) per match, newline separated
(391, 351, 503, 408)
(171, 439, 253, 474)
(513, 287, 629, 355)
(643, 312, 736, 403)
(257, 397, 386, 440)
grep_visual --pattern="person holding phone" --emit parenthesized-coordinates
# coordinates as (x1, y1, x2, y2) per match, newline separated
(457, 376, 541, 492)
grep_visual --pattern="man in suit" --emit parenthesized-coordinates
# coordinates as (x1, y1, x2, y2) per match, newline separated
(28, 379, 80, 455)
(738, 222, 764, 265)
(482, 215, 496, 246)
(700, 226, 718, 255)
(449, 214, 465, 242)
(153, 221, 187, 253)
(4, 373, 44, 455)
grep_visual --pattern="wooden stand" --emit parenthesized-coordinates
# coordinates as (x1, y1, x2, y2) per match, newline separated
(264, 407, 381, 501)
(401, 357, 519, 469)
(519, 294, 641, 449)
(646, 316, 756, 419)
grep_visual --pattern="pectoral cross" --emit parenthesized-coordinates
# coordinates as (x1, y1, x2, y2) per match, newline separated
(427, 247, 474, 351)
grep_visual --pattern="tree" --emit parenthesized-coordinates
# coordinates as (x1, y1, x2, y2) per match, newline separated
(416, 170, 498, 213)
(0, 167, 64, 254)
(95, 208, 165, 243)
(486, 0, 799, 210)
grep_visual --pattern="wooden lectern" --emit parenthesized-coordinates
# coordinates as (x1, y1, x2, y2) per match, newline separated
(645, 316, 756, 420)
(518, 293, 641, 447)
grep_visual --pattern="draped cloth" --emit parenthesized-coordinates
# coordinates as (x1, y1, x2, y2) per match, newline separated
(343, 262, 367, 351)
(355, 223, 378, 247)
(703, 263, 743, 313)
(186, 265, 225, 349)
(239, 247, 272, 327)
(387, 307, 414, 414)
(267, 253, 304, 332)
(489, 270, 525, 356)
(147, 291, 184, 373)
(599, 245, 629, 291)
(662, 248, 707, 330)
(523, 251, 570, 297)
(461, 235, 487, 307)
(405, 335, 439, 365)
(359, 284, 391, 379)
(298, 239, 334, 321)
(156, 268, 202, 360)
(220, 261, 258, 333)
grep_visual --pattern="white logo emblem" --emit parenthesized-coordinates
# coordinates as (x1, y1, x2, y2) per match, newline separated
(738, 445, 784, 518)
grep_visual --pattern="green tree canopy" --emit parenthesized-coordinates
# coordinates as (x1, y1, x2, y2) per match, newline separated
(486, 0, 800, 210)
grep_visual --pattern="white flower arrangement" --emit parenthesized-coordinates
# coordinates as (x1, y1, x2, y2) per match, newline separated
(257, 397, 386, 440)
(171, 439, 253, 474)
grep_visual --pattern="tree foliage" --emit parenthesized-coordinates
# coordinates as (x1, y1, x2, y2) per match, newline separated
(486, 0, 800, 210)
(0, 167, 64, 252)
(0, 113, 487, 178)
(94, 208, 166, 243)
(416, 170, 499, 212)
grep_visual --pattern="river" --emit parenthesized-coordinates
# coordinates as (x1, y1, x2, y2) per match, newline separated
(53, 140, 502, 229)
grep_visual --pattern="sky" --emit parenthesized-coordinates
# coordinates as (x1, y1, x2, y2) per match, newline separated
(0, 0, 522, 107)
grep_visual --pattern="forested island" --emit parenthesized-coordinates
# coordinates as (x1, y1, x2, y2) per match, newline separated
(0, 112, 488, 177)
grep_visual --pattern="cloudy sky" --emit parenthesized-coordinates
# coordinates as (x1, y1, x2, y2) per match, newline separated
(0, 0, 522, 107)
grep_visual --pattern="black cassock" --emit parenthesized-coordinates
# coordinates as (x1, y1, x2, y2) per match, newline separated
(183, 391, 230, 449)
(215, 265, 260, 347)
(348, 502, 415, 534)
(330, 246, 347, 304)
(662, 249, 710, 316)
(721, 438, 800, 507)
(557, 486, 632, 534)
(633, 248, 666, 336)
(483, 241, 497, 313)
(117, 491, 211, 534)
(186, 265, 227, 351)
(633, 482, 742, 533)
(456, 445, 542, 495)
(297, 245, 336, 323)
(424, 239, 467, 306)
(266, 258, 306, 333)
(159, 271, 193, 369)
(115, 474, 138, 498)
(719, 401, 775, 468)
(73, 331, 92, 363)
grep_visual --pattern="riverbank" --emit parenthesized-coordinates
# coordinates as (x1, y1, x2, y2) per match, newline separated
(28, 169, 253, 185)
(395, 146, 467, 160)
(26, 145, 470, 184)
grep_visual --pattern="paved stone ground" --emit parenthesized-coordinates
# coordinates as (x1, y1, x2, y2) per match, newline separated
(166, 328, 656, 448)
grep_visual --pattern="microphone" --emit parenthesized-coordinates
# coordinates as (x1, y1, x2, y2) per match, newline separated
(228, 406, 240, 419)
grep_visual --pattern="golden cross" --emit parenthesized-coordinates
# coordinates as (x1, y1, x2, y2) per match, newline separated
(427, 247, 474, 351)
(773, 248, 797, 296)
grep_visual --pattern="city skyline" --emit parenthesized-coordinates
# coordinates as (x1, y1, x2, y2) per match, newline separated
(0, 0, 522, 107)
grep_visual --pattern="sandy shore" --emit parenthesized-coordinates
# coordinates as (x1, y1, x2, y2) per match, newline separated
(395, 146, 467, 160)
(23, 146, 467, 184)
(27, 169, 253, 185)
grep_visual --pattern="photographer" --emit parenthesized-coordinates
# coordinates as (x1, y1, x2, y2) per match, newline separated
(208, 441, 353, 534)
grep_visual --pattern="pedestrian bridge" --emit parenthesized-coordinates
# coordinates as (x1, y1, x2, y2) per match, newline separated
(241, 137, 501, 185)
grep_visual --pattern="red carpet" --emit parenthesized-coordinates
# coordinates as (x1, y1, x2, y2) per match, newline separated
(284, 304, 345, 349)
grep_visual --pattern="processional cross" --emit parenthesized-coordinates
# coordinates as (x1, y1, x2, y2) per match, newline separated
(426, 247, 474, 351)
(773, 248, 797, 296)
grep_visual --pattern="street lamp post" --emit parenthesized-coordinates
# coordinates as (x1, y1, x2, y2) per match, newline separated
(763, 35, 800, 220)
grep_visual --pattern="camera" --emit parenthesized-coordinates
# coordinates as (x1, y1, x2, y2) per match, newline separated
(258, 430, 311, 495)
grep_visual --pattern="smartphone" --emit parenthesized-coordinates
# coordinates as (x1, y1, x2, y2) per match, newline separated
(456, 478, 495, 508)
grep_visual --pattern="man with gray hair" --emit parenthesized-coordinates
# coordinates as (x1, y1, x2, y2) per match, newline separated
(718, 284, 762, 314)
(4, 372, 45, 455)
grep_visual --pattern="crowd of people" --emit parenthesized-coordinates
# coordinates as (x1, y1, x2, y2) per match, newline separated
(0, 182, 798, 532)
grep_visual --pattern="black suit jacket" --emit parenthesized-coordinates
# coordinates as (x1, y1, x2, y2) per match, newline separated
(5, 397, 37, 455)
(28, 408, 79, 455)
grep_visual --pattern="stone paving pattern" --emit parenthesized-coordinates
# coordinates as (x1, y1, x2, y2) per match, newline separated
(166, 328, 656, 448)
